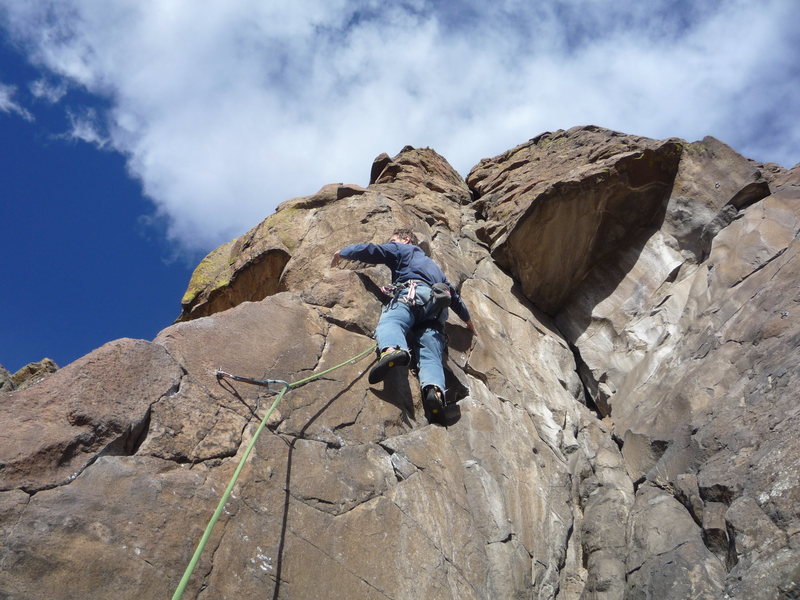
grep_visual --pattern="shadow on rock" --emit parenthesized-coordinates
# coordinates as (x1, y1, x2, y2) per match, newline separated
(370, 366, 416, 424)
(272, 367, 369, 600)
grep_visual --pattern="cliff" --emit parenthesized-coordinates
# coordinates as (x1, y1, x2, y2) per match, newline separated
(1, 126, 798, 599)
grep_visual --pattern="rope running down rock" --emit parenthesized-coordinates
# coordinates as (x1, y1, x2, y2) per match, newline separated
(171, 344, 377, 600)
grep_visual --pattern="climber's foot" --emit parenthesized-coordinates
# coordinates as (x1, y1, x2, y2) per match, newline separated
(368, 348, 410, 384)
(422, 385, 446, 425)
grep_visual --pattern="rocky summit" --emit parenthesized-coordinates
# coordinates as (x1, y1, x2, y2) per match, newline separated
(2, 125, 798, 600)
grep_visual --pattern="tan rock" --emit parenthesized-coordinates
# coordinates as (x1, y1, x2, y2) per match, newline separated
(2, 131, 798, 599)
(467, 125, 683, 314)
(0, 339, 182, 492)
(178, 146, 471, 323)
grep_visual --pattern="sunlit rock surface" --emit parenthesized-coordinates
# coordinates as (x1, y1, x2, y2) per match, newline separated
(2, 127, 798, 599)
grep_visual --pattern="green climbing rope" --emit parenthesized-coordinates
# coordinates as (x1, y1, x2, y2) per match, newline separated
(171, 344, 376, 600)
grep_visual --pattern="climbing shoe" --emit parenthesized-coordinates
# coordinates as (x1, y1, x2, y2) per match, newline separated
(422, 385, 446, 425)
(368, 348, 410, 384)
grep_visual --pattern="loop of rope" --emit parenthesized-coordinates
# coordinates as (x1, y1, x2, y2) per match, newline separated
(171, 344, 377, 600)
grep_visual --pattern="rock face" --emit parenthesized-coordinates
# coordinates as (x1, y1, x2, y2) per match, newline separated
(1, 126, 798, 599)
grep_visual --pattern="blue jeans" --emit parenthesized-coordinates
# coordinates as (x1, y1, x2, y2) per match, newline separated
(374, 285, 447, 392)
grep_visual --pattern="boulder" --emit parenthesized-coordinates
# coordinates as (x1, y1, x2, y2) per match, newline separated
(0, 339, 182, 493)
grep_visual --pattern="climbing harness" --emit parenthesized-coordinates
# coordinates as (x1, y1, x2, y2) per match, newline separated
(171, 344, 377, 600)
(381, 279, 450, 315)
(380, 279, 418, 306)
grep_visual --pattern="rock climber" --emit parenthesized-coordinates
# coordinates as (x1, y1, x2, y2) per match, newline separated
(332, 228, 475, 424)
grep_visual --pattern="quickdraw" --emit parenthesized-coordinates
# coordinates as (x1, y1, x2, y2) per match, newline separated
(214, 368, 289, 393)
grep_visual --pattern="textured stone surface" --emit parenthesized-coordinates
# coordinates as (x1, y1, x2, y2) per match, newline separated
(0, 339, 183, 492)
(10, 358, 59, 390)
(0, 358, 59, 392)
(467, 125, 684, 315)
(1, 130, 798, 599)
(0, 364, 13, 392)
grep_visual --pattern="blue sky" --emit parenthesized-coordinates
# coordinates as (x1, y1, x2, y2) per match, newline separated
(1, 38, 194, 372)
(1, 1, 798, 373)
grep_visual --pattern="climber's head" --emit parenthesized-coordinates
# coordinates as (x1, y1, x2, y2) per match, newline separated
(389, 228, 418, 246)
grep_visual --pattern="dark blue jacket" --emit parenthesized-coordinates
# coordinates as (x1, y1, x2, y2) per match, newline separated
(339, 241, 471, 323)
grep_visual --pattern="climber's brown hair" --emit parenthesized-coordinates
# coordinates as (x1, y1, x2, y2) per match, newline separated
(391, 228, 419, 246)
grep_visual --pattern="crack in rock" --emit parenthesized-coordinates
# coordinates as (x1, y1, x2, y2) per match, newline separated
(282, 523, 397, 600)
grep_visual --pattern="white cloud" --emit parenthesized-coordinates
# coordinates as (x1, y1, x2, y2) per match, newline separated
(1, 0, 798, 253)
(30, 78, 68, 103)
(0, 82, 33, 120)
(64, 106, 109, 146)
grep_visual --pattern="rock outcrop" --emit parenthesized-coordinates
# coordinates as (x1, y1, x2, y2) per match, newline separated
(1, 126, 798, 599)
(0, 358, 59, 392)
(0, 365, 13, 392)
